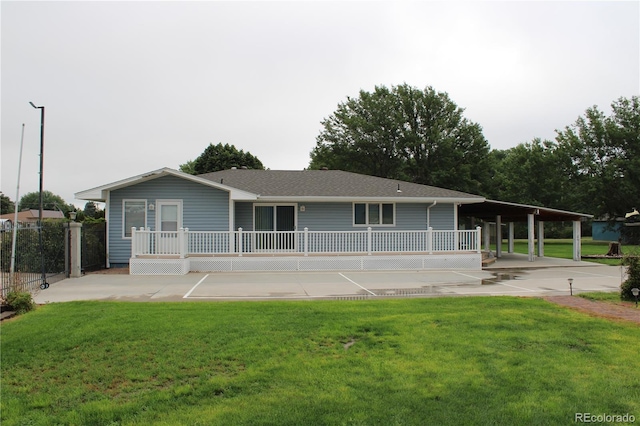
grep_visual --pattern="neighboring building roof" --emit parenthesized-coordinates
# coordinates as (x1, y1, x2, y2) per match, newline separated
(0, 209, 65, 222)
(199, 169, 484, 203)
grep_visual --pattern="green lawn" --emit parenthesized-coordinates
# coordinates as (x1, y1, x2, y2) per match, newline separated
(498, 237, 639, 265)
(2, 299, 639, 425)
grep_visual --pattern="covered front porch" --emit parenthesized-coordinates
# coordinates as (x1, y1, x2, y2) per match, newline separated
(129, 227, 483, 275)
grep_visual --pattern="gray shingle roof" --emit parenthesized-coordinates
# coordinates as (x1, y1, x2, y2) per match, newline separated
(199, 169, 483, 201)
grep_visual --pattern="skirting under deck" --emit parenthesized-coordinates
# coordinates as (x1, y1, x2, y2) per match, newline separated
(129, 253, 482, 275)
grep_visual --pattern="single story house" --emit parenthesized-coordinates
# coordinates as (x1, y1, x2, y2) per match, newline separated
(76, 168, 488, 274)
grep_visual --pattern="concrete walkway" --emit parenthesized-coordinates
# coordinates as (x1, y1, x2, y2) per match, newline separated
(31, 253, 625, 304)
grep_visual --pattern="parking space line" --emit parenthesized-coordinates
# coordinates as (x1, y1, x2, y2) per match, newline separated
(495, 281, 536, 292)
(452, 271, 484, 280)
(183, 274, 209, 299)
(339, 273, 377, 296)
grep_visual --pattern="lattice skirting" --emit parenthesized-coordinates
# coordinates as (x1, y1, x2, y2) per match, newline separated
(129, 254, 481, 275)
(130, 258, 191, 275)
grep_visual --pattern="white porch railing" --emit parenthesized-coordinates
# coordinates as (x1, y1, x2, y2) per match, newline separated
(131, 227, 482, 258)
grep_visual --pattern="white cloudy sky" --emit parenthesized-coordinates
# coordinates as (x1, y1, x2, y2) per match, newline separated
(2, 1, 638, 207)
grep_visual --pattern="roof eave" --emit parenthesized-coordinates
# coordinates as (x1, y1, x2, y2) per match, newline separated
(75, 167, 258, 202)
(254, 196, 486, 203)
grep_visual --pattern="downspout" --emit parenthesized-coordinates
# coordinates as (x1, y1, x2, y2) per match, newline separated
(426, 200, 437, 228)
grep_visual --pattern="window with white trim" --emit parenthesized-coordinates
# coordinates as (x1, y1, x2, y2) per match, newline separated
(123, 200, 146, 238)
(353, 203, 395, 226)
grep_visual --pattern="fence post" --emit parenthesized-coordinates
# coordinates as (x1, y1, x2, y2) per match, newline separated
(69, 222, 82, 278)
(476, 226, 482, 254)
(304, 227, 309, 256)
(131, 227, 137, 258)
(428, 227, 433, 254)
(238, 227, 243, 257)
(367, 227, 372, 255)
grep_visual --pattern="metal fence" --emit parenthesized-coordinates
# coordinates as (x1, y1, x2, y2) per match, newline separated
(1, 222, 69, 297)
(82, 222, 106, 272)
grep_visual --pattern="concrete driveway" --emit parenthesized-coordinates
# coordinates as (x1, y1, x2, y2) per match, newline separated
(33, 254, 624, 303)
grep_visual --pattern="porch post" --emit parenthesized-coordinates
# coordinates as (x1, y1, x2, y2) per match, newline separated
(428, 227, 433, 254)
(69, 222, 82, 278)
(367, 227, 372, 255)
(238, 227, 243, 257)
(304, 227, 309, 256)
(537, 221, 545, 258)
(528, 214, 535, 262)
(496, 215, 502, 258)
(476, 226, 482, 254)
(508, 222, 514, 253)
(573, 220, 582, 261)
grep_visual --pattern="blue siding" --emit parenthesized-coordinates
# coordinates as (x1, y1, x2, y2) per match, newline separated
(109, 176, 229, 264)
(236, 202, 456, 232)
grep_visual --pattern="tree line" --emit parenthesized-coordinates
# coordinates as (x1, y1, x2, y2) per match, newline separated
(309, 84, 639, 220)
(3, 84, 636, 223)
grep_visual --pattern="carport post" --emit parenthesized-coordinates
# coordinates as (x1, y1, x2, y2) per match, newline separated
(496, 215, 502, 258)
(528, 214, 535, 262)
(573, 220, 581, 261)
(537, 221, 545, 257)
(508, 223, 514, 253)
(483, 222, 490, 252)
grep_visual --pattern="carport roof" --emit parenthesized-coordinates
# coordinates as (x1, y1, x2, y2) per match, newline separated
(459, 199, 593, 222)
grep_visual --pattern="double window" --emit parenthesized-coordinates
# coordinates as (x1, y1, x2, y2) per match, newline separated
(353, 203, 395, 226)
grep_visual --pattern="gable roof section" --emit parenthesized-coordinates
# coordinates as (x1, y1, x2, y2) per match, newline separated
(75, 168, 258, 202)
(199, 169, 485, 203)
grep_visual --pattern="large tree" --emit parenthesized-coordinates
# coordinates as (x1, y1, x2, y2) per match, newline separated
(491, 139, 565, 209)
(18, 191, 71, 215)
(309, 84, 492, 194)
(1, 192, 14, 214)
(180, 143, 264, 175)
(555, 96, 640, 218)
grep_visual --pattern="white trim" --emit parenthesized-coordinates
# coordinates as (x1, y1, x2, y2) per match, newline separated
(76, 167, 258, 202)
(105, 194, 111, 268)
(352, 202, 396, 227)
(122, 199, 147, 239)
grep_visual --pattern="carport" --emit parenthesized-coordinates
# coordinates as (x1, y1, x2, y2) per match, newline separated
(459, 200, 593, 262)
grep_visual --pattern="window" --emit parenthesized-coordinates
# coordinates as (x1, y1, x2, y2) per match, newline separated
(353, 203, 395, 226)
(123, 200, 146, 238)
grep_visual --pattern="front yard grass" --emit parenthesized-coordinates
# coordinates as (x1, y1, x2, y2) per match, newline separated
(501, 237, 639, 266)
(2, 298, 639, 425)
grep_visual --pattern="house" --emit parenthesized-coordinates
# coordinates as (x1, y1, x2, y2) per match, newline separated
(0, 209, 65, 227)
(76, 168, 487, 274)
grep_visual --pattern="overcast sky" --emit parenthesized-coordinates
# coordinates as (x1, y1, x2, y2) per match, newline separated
(2, 1, 638, 208)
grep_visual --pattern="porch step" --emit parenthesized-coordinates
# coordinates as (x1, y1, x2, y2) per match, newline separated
(482, 251, 497, 267)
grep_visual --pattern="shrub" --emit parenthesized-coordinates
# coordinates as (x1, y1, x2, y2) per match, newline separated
(5, 291, 36, 314)
(621, 253, 640, 301)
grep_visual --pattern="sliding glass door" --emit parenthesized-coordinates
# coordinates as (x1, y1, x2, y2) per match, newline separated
(254, 205, 296, 251)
